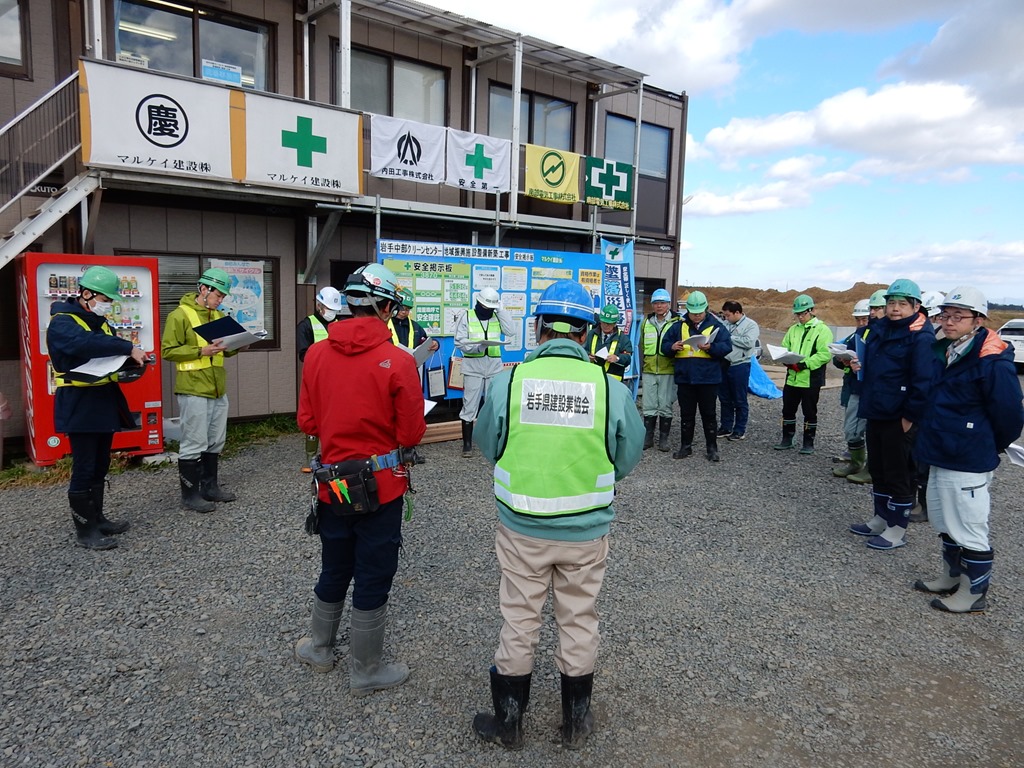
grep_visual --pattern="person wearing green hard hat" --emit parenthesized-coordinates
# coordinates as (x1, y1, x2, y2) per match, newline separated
(774, 293, 834, 455)
(848, 277, 936, 551)
(639, 288, 681, 451)
(832, 299, 872, 481)
(660, 290, 732, 462)
(162, 266, 241, 514)
(46, 264, 148, 551)
(388, 286, 439, 354)
(584, 303, 633, 382)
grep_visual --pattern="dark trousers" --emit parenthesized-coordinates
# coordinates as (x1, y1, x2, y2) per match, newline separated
(67, 433, 114, 493)
(677, 383, 718, 441)
(718, 362, 751, 434)
(781, 384, 821, 425)
(315, 496, 403, 611)
(866, 419, 917, 502)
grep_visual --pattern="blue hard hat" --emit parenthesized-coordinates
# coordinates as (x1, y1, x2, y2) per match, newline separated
(884, 278, 922, 302)
(651, 288, 671, 303)
(534, 280, 595, 325)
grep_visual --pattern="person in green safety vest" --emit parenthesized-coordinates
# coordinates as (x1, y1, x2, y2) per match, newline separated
(471, 279, 644, 751)
(639, 288, 680, 451)
(297, 286, 343, 470)
(584, 304, 633, 382)
(387, 287, 439, 353)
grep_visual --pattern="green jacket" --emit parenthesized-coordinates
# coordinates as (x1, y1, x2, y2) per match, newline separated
(781, 315, 833, 388)
(162, 292, 239, 398)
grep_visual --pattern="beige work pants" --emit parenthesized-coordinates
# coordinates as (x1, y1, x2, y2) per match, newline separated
(493, 523, 608, 677)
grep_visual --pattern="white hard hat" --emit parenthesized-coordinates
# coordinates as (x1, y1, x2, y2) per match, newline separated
(852, 299, 870, 317)
(316, 286, 343, 311)
(941, 286, 988, 318)
(921, 290, 946, 316)
(477, 287, 501, 309)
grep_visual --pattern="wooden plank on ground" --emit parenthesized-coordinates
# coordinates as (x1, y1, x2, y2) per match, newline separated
(423, 421, 461, 444)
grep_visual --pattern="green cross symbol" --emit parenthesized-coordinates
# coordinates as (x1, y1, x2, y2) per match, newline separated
(465, 143, 493, 179)
(281, 116, 327, 168)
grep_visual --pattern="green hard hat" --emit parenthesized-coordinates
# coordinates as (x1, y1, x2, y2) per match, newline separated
(79, 265, 123, 300)
(199, 267, 231, 295)
(598, 304, 621, 323)
(868, 289, 887, 308)
(685, 291, 709, 313)
(884, 278, 922, 302)
(793, 294, 815, 313)
(397, 287, 415, 308)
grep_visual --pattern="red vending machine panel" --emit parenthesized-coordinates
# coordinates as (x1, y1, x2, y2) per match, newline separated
(17, 253, 164, 466)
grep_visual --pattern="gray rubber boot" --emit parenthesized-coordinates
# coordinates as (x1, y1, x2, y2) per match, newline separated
(179, 458, 216, 513)
(931, 548, 993, 613)
(349, 604, 409, 696)
(294, 596, 345, 673)
(914, 534, 961, 595)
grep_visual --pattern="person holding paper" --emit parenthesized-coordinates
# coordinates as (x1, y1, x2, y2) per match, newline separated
(388, 288, 437, 354)
(832, 299, 871, 479)
(585, 304, 633, 381)
(718, 300, 760, 441)
(454, 287, 516, 457)
(773, 294, 833, 455)
(47, 265, 145, 550)
(295, 263, 426, 692)
(161, 267, 239, 513)
(660, 291, 732, 461)
(848, 279, 934, 550)
(297, 286, 344, 470)
(912, 287, 1023, 612)
(639, 288, 680, 451)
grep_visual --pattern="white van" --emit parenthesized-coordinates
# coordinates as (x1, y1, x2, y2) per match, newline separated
(997, 319, 1024, 369)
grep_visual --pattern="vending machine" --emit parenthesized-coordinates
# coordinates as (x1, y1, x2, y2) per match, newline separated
(17, 252, 164, 466)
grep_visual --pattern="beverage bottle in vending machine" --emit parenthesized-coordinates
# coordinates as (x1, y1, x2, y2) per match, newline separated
(48, 274, 58, 292)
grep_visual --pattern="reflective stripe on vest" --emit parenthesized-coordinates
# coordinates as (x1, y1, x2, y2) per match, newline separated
(674, 324, 714, 359)
(589, 333, 622, 381)
(52, 313, 119, 387)
(465, 315, 501, 358)
(176, 304, 225, 372)
(387, 318, 414, 348)
(310, 315, 329, 344)
(494, 354, 614, 517)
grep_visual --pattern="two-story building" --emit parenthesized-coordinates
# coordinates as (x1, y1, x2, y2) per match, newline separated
(0, 0, 688, 451)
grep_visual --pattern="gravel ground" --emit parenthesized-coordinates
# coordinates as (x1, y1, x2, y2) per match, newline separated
(3, 378, 1024, 768)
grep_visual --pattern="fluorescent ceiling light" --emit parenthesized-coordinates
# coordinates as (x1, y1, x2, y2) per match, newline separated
(145, 0, 195, 12)
(119, 21, 178, 41)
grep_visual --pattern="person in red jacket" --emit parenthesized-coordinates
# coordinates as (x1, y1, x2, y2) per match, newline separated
(294, 263, 426, 695)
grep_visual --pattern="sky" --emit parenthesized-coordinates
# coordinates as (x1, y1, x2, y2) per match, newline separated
(426, 0, 1024, 305)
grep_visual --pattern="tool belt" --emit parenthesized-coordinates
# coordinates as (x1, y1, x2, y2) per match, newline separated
(312, 457, 381, 516)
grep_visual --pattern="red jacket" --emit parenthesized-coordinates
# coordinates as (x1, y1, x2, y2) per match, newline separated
(298, 316, 426, 504)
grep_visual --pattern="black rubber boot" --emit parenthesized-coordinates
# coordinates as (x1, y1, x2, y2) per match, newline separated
(560, 672, 595, 750)
(179, 459, 216, 513)
(773, 420, 797, 450)
(200, 452, 236, 502)
(658, 417, 672, 452)
(473, 666, 531, 750)
(799, 422, 816, 455)
(91, 480, 129, 535)
(642, 416, 656, 450)
(69, 490, 117, 551)
(673, 420, 694, 459)
(461, 420, 474, 458)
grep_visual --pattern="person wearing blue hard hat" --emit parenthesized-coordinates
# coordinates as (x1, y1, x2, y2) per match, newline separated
(639, 288, 681, 450)
(472, 279, 644, 751)
(848, 277, 936, 551)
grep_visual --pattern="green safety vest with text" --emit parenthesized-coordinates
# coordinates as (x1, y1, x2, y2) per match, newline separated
(494, 353, 614, 517)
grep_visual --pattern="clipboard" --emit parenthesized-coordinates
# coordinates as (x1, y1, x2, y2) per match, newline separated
(193, 315, 265, 351)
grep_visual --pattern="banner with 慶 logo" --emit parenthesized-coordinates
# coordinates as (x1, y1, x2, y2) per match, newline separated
(80, 59, 234, 181)
(370, 116, 446, 184)
(600, 238, 640, 388)
(585, 157, 633, 210)
(524, 144, 580, 204)
(444, 129, 512, 193)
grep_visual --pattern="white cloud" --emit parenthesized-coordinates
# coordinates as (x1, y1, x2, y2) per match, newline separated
(686, 133, 712, 161)
(733, 0, 965, 36)
(862, 239, 1024, 298)
(685, 169, 863, 215)
(767, 155, 826, 179)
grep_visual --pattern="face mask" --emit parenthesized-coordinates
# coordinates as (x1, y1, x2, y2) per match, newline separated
(321, 309, 337, 322)
(90, 299, 113, 317)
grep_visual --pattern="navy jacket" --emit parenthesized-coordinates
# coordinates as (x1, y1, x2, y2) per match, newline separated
(660, 313, 732, 385)
(915, 328, 1024, 473)
(857, 312, 935, 422)
(46, 298, 136, 434)
(834, 326, 869, 404)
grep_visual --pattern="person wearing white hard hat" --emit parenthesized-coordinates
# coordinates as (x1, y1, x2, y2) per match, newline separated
(913, 286, 1023, 613)
(832, 299, 871, 480)
(296, 286, 344, 469)
(454, 286, 517, 457)
(638, 288, 680, 451)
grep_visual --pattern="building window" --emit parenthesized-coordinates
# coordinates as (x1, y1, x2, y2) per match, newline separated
(488, 84, 573, 150)
(340, 46, 447, 126)
(113, 0, 272, 91)
(604, 114, 672, 232)
(0, 0, 30, 79)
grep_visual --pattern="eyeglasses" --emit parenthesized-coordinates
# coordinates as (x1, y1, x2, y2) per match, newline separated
(937, 313, 974, 323)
